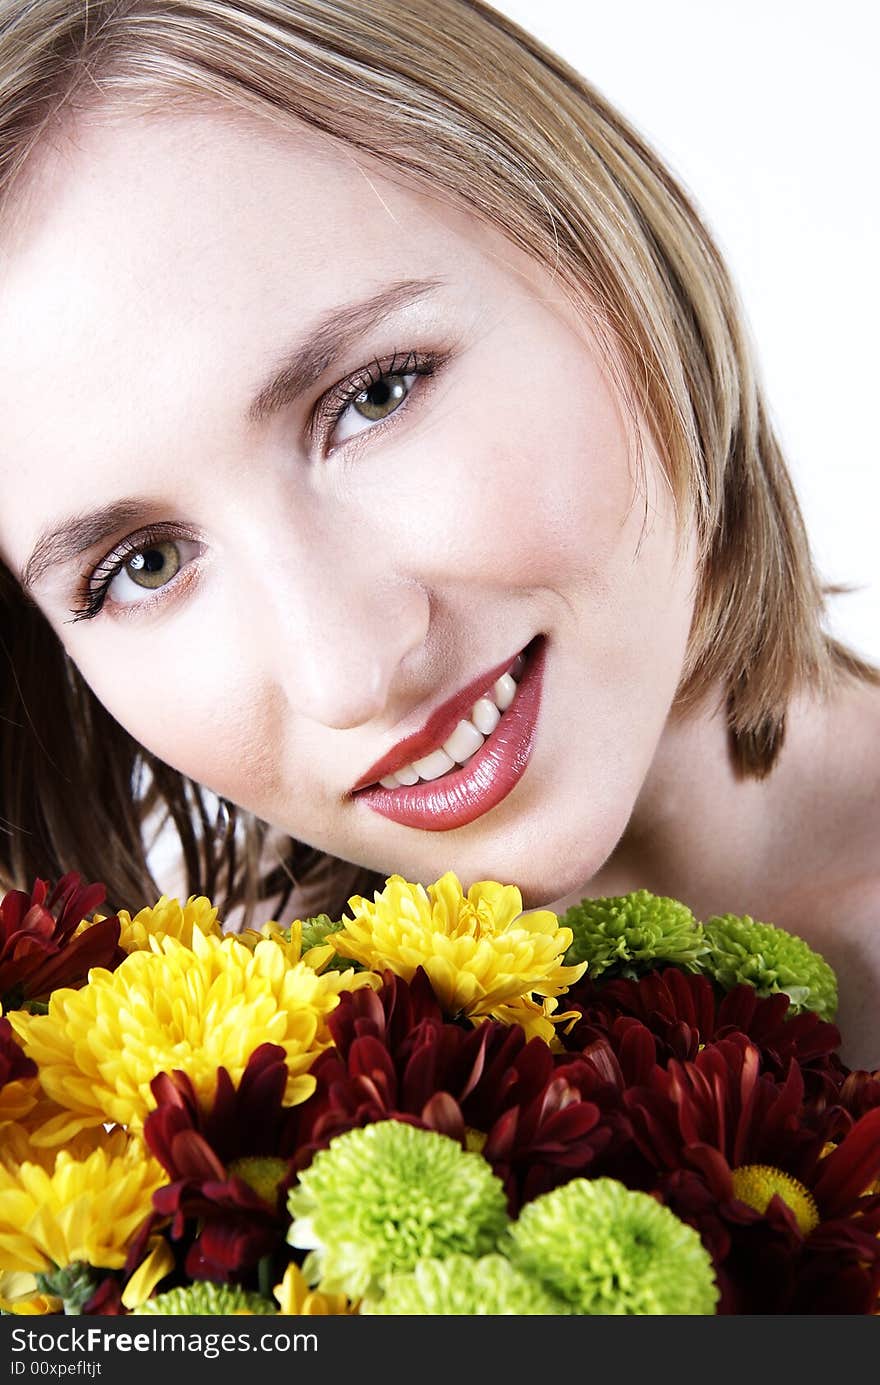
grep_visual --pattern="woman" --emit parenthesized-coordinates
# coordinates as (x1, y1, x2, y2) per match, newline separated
(0, 0, 877, 1066)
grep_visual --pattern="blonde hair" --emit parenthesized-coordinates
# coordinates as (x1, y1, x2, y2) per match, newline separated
(0, 0, 875, 923)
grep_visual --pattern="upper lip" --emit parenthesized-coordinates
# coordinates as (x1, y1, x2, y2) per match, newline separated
(349, 646, 528, 793)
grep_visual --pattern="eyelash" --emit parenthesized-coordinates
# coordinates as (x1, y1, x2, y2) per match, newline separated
(66, 349, 443, 623)
(314, 349, 441, 447)
(65, 524, 198, 624)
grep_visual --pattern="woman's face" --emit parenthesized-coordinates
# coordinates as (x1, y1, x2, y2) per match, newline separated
(0, 107, 698, 907)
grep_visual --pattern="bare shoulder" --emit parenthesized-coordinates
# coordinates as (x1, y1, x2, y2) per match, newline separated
(835, 674, 880, 855)
(769, 671, 880, 944)
(844, 667, 880, 806)
(742, 672, 880, 1067)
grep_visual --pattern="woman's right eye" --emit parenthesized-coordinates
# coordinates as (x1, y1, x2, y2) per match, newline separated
(67, 532, 201, 623)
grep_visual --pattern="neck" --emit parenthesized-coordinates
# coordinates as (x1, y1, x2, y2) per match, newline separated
(541, 666, 880, 1071)
(545, 677, 827, 922)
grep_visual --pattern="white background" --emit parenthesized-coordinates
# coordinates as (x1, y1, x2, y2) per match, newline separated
(489, 0, 879, 662)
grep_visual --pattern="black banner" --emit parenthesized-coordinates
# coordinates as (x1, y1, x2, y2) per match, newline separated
(0, 1312, 852, 1382)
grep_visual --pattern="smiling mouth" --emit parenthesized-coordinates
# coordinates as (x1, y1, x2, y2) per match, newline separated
(350, 635, 546, 830)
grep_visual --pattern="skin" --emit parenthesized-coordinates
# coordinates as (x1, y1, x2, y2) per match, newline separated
(0, 107, 877, 1064)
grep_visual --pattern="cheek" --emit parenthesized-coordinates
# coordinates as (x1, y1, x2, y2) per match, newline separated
(350, 361, 636, 592)
(68, 644, 286, 807)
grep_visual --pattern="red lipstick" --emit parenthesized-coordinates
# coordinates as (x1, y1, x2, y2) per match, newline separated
(350, 645, 532, 793)
(350, 636, 546, 830)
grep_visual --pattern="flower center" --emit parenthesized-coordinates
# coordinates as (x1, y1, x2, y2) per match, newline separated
(227, 1155, 289, 1206)
(730, 1163, 819, 1236)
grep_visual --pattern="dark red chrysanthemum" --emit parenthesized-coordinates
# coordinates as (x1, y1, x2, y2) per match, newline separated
(143, 1043, 300, 1282)
(292, 969, 614, 1211)
(626, 1035, 847, 1189)
(0, 872, 124, 1008)
(563, 968, 846, 1102)
(457, 1024, 616, 1208)
(0, 1015, 36, 1088)
(81, 1278, 126, 1315)
(836, 1066, 880, 1119)
(623, 1033, 880, 1312)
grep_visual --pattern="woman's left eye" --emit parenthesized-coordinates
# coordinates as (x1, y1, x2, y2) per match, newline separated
(322, 352, 441, 450)
(333, 371, 418, 445)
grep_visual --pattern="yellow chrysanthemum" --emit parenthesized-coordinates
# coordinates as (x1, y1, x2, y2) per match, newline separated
(0, 1271, 62, 1315)
(121, 1236, 176, 1310)
(0, 1122, 44, 1171)
(0, 1006, 38, 1129)
(490, 994, 583, 1046)
(86, 893, 223, 952)
(0, 1125, 164, 1275)
(12, 1092, 84, 1146)
(86, 894, 338, 972)
(235, 918, 337, 973)
(273, 1262, 354, 1316)
(10, 928, 377, 1144)
(0, 1078, 37, 1128)
(331, 872, 586, 1028)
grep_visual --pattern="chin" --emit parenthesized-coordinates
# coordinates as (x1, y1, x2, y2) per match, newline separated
(361, 802, 628, 908)
(454, 845, 611, 913)
(496, 818, 630, 912)
(514, 871, 596, 913)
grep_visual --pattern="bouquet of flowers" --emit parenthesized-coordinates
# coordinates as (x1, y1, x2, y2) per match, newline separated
(1, 868, 879, 1316)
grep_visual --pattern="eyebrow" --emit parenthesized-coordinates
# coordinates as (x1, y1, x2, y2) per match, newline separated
(19, 277, 444, 593)
(246, 276, 443, 426)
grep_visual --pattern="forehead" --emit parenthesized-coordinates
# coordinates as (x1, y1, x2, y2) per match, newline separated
(0, 101, 557, 341)
(0, 105, 562, 579)
(0, 104, 473, 374)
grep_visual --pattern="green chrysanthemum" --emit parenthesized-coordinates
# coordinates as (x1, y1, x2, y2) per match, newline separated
(287, 1121, 509, 1301)
(35, 1262, 101, 1316)
(363, 1254, 569, 1315)
(700, 913, 838, 1019)
(561, 891, 707, 979)
(298, 914, 341, 951)
(298, 915, 362, 972)
(507, 1177, 718, 1315)
(135, 1283, 277, 1315)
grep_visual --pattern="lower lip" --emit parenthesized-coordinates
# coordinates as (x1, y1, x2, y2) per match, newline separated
(351, 636, 546, 831)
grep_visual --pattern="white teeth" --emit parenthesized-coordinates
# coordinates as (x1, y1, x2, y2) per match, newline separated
(492, 672, 517, 711)
(469, 696, 501, 736)
(370, 645, 533, 789)
(410, 746, 457, 780)
(393, 763, 420, 785)
(442, 718, 486, 764)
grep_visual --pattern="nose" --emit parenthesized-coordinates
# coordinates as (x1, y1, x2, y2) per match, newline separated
(256, 538, 431, 730)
